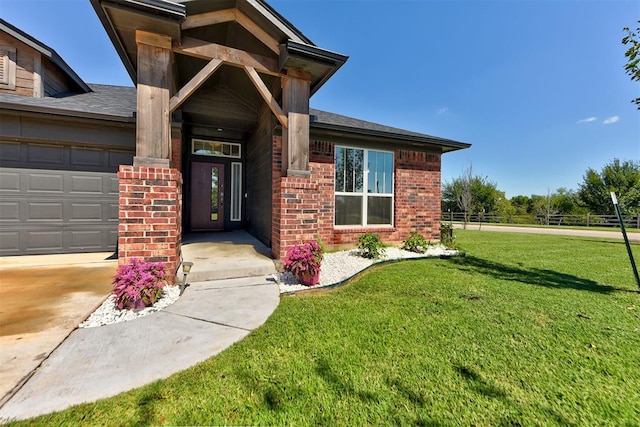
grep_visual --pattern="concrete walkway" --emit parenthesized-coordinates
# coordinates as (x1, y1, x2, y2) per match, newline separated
(453, 224, 640, 241)
(0, 275, 280, 422)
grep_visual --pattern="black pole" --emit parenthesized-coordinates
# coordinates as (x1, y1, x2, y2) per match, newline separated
(611, 192, 640, 289)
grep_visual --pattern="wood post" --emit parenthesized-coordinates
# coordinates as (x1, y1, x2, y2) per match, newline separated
(281, 70, 311, 177)
(135, 30, 172, 167)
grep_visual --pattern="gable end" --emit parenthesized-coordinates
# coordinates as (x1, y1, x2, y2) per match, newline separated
(0, 46, 16, 90)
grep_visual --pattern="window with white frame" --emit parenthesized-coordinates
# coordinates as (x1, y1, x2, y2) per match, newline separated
(335, 146, 394, 226)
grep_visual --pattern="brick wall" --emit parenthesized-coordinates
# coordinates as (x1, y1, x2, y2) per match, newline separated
(117, 165, 183, 281)
(394, 150, 442, 241)
(272, 138, 442, 258)
(272, 136, 320, 258)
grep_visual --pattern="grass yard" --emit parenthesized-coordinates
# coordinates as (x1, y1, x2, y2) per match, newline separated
(12, 231, 640, 426)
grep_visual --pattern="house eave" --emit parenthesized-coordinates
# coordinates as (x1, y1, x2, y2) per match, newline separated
(251, 0, 313, 45)
(309, 122, 471, 153)
(90, 0, 186, 84)
(0, 101, 136, 124)
(280, 40, 348, 95)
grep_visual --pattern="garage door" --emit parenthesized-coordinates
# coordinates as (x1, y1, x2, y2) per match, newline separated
(0, 142, 133, 256)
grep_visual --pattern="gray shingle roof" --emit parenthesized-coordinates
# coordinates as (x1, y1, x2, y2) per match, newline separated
(0, 84, 136, 121)
(0, 84, 468, 150)
(309, 108, 469, 151)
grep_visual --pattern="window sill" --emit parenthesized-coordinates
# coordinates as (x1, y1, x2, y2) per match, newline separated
(334, 225, 394, 231)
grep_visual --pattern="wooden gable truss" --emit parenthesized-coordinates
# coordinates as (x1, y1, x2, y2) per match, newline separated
(133, 6, 313, 174)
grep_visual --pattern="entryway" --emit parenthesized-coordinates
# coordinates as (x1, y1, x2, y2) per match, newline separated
(179, 230, 275, 282)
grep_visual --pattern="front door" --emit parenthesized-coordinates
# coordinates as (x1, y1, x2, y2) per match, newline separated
(191, 162, 224, 230)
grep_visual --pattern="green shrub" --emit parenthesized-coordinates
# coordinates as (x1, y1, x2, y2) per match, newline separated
(357, 233, 386, 259)
(402, 231, 430, 253)
(440, 224, 455, 248)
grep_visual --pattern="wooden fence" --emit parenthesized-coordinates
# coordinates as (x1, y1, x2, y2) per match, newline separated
(441, 212, 640, 229)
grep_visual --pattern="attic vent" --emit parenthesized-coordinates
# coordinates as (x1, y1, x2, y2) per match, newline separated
(0, 46, 17, 90)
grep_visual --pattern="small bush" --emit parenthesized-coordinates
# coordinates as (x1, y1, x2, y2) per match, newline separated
(402, 231, 430, 254)
(112, 258, 167, 310)
(440, 224, 456, 248)
(357, 233, 386, 259)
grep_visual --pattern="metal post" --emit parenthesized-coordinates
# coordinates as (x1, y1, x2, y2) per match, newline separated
(611, 192, 640, 289)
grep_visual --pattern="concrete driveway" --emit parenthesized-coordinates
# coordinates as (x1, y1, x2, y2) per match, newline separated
(0, 253, 116, 403)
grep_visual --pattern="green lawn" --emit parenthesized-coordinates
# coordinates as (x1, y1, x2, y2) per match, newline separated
(13, 231, 640, 426)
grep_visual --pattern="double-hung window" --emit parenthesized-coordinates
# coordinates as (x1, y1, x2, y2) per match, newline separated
(335, 146, 393, 226)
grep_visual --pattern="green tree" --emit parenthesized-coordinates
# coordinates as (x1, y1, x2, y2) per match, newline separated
(552, 187, 580, 214)
(442, 165, 474, 227)
(577, 159, 640, 214)
(442, 166, 506, 225)
(510, 195, 533, 215)
(622, 21, 640, 109)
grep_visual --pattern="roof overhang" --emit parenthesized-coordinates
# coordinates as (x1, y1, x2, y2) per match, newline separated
(309, 120, 471, 154)
(0, 99, 136, 124)
(92, 0, 347, 94)
(280, 40, 348, 95)
(90, 0, 187, 84)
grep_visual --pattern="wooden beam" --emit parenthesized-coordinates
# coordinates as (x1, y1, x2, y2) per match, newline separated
(243, 65, 287, 128)
(135, 30, 171, 49)
(181, 8, 235, 30)
(136, 34, 171, 162)
(174, 37, 281, 77)
(169, 58, 223, 112)
(286, 68, 312, 81)
(181, 8, 280, 55)
(281, 75, 310, 175)
(235, 10, 280, 54)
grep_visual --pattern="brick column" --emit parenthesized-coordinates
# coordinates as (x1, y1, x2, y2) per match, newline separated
(272, 176, 320, 259)
(118, 165, 182, 281)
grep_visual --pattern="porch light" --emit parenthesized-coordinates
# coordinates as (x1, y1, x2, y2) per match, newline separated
(179, 261, 193, 296)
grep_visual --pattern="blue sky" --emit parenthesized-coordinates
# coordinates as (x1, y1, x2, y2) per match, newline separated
(2, 0, 638, 198)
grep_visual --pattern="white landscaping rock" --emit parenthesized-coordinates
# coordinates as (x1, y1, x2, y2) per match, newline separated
(79, 285, 180, 328)
(80, 245, 458, 326)
(277, 245, 457, 294)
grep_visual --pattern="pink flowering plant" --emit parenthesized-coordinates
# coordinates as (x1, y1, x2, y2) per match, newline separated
(112, 258, 167, 310)
(282, 241, 323, 280)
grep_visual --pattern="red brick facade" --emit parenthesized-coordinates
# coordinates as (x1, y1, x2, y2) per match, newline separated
(117, 165, 183, 281)
(120, 136, 442, 265)
(272, 137, 442, 259)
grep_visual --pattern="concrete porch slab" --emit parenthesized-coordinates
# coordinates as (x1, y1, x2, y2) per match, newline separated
(179, 231, 276, 282)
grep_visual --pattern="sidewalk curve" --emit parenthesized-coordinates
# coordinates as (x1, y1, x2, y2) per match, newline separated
(0, 276, 279, 422)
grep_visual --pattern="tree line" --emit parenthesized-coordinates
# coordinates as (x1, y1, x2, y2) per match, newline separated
(442, 159, 640, 225)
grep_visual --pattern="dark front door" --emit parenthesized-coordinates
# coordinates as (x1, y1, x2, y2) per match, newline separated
(191, 162, 224, 230)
